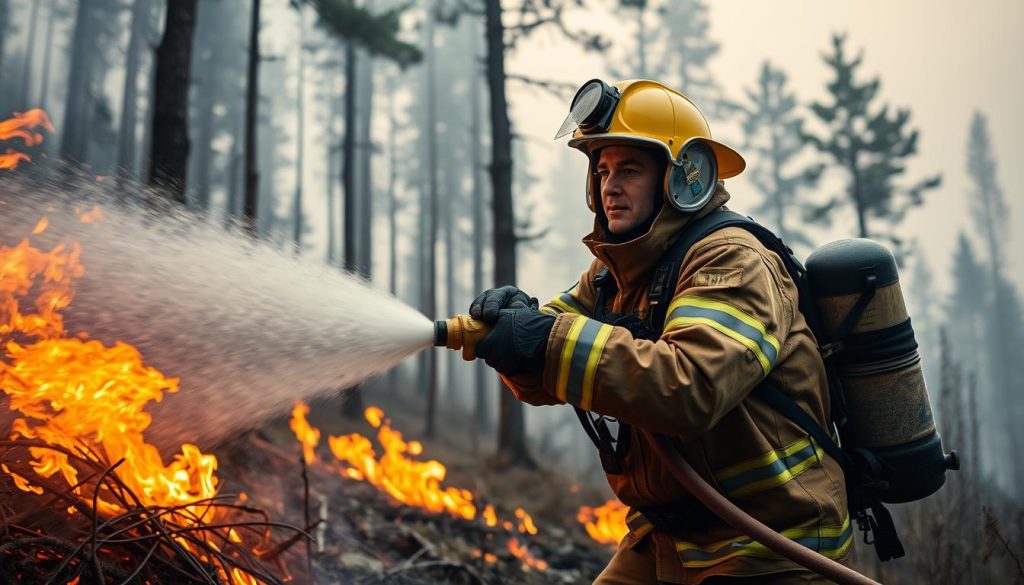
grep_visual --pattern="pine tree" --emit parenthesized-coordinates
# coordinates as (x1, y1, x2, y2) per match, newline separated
(658, 0, 731, 114)
(964, 111, 1023, 488)
(739, 61, 822, 250)
(805, 34, 940, 244)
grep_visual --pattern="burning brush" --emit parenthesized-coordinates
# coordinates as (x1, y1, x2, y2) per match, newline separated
(0, 112, 304, 584)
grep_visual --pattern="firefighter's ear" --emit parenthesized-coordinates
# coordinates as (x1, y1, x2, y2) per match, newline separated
(666, 141, 718, 212)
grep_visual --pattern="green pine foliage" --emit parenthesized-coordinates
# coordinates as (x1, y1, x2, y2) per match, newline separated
(804, 33, 940, 243)
(308, 0, 422, 68)
(738, 61, 822, 250)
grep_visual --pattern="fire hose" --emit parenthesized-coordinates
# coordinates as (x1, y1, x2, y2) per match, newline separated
(436, 314, 882, 585)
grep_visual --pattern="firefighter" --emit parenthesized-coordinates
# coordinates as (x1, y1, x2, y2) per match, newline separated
(469, 80, 851, 584)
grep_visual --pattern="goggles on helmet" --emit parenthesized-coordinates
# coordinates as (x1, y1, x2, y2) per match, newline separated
(554, 79, 621, 139)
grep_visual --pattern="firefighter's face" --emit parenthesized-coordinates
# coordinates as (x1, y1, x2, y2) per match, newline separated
(596, 146, 661, 235)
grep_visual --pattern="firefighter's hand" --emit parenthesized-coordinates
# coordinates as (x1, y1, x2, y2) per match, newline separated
(469, 286, 538, 324)
(475, 308, 554, 377)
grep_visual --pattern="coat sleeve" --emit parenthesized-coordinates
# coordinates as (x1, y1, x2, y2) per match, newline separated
(540, 233, 797, 440)
(500, 264, 601, 407)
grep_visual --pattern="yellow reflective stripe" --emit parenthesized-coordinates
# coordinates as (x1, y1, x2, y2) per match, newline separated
(580, 323, 613, 411)
(714, 437, 824, 498)
(625, 509, 654, 539)
(539, 306, 559, 316)
(664, 296, 780, 375)
(556, 317, 587, 402)
(726, 446, 824, 498)
(668, 296, 779, 347)
(716, 436, 814, 481)
(669, 315, 774, 373)
(675, 515, 852, 568)
(547, 297, 577, 315)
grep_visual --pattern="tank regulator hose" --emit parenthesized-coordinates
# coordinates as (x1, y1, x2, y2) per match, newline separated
(646, 431, 882, 585)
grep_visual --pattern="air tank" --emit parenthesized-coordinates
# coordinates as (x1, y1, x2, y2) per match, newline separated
(806, 239, 958, 503)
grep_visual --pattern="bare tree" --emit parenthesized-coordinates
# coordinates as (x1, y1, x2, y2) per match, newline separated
(148, 0, 200, 203)
(117, 0, 152, 181)
(243, 0, 262, 227)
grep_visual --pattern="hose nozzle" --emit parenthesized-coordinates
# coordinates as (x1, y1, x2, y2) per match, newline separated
(434, 315, 492, 360)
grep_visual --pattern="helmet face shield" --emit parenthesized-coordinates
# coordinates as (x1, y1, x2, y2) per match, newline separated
(554, 79, 621, 139)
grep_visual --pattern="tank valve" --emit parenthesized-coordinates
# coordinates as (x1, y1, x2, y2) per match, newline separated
(434, 315, 492, 360)
(944, 451, 961, 471)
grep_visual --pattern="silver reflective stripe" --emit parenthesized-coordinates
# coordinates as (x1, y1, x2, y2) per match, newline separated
(565, 318, 604, 407)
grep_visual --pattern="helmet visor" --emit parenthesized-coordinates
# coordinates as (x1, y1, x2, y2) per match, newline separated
(554, 79, 619, 139)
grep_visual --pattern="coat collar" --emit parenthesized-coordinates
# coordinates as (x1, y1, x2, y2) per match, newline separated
(582, 182, 732, 294)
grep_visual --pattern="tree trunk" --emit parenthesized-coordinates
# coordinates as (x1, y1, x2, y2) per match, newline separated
(340, 40, 364, 418)
(635, 3, 646, 78)
(117, 0, 150, 179)
(422, 2, 439, 438)
(484, 0, 533, 468)
(386, 70, 399, 395)
(243, 0, 262, 229)
(18, 0, 42, 107)
(38, 0, 59, 112)
(192, 79, 215, 210)
(326, 74, 341, 265)
(148, 0, 199, 203)
(443, 143, 458, 404)
(469, 17, 490, 450)
(0, 0, 8, 91)
(387, 73, 398, 297)
(356, 2, 375, 278)
(292, 4, 306, 250)
(60, 0, 96, 163)
(342, 40, 357, 272)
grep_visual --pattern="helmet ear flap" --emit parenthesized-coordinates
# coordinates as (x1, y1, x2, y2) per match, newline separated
(666, 141, 718, 212)
(586, 157, 599, 212)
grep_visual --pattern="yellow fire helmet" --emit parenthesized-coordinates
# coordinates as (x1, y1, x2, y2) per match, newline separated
(555, 79, 746, 213)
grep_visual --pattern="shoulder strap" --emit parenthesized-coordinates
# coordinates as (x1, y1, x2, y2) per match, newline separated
(648, 210, 758, 330)
(647, 210, 848, 424)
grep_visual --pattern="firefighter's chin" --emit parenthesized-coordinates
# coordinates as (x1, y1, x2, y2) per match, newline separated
(606, 207, 638, 234)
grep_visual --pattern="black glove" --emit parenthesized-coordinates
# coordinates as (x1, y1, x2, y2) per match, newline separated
(469, 285, 538, 324)
(475, 308, 555, 377)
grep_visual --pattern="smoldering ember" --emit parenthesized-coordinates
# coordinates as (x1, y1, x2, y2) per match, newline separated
(2, 1, 1024, 584)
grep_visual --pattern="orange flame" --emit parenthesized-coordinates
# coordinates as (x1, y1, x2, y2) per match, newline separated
(326, 405, 476, 520)
(577, 499, 629, 546)
(78, 206, 104, 224)
(507, 537, 549, 571)
(292, 402, 559, 572)
(514, 507, 538, 535)
(289, 402, 320, 463)
(0, 225, 258, 584)
(0, 109, 53, 170)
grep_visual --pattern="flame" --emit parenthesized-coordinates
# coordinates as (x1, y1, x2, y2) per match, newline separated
(577, 499, 629, 546)
(78, 206, 104, 224)
(507, 537, 548, 571)
(0, 109, 53, 170)
(296, 402, 559, 572)
(0, 225, 259, 584)
(289, 402, 320, 463)
(326, 405, 476, 520)
(471, 549, 498, 564)
(482, 504, 497, 527)
(514, 507, 538, 535)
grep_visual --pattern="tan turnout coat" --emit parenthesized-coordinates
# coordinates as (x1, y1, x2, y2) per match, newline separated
(503, 187, 852, 584)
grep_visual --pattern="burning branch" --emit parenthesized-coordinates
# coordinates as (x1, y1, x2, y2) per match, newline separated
(0, 217, 302, 584)
(0, 438, 304, 584)
(0, 109, 54, 171)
